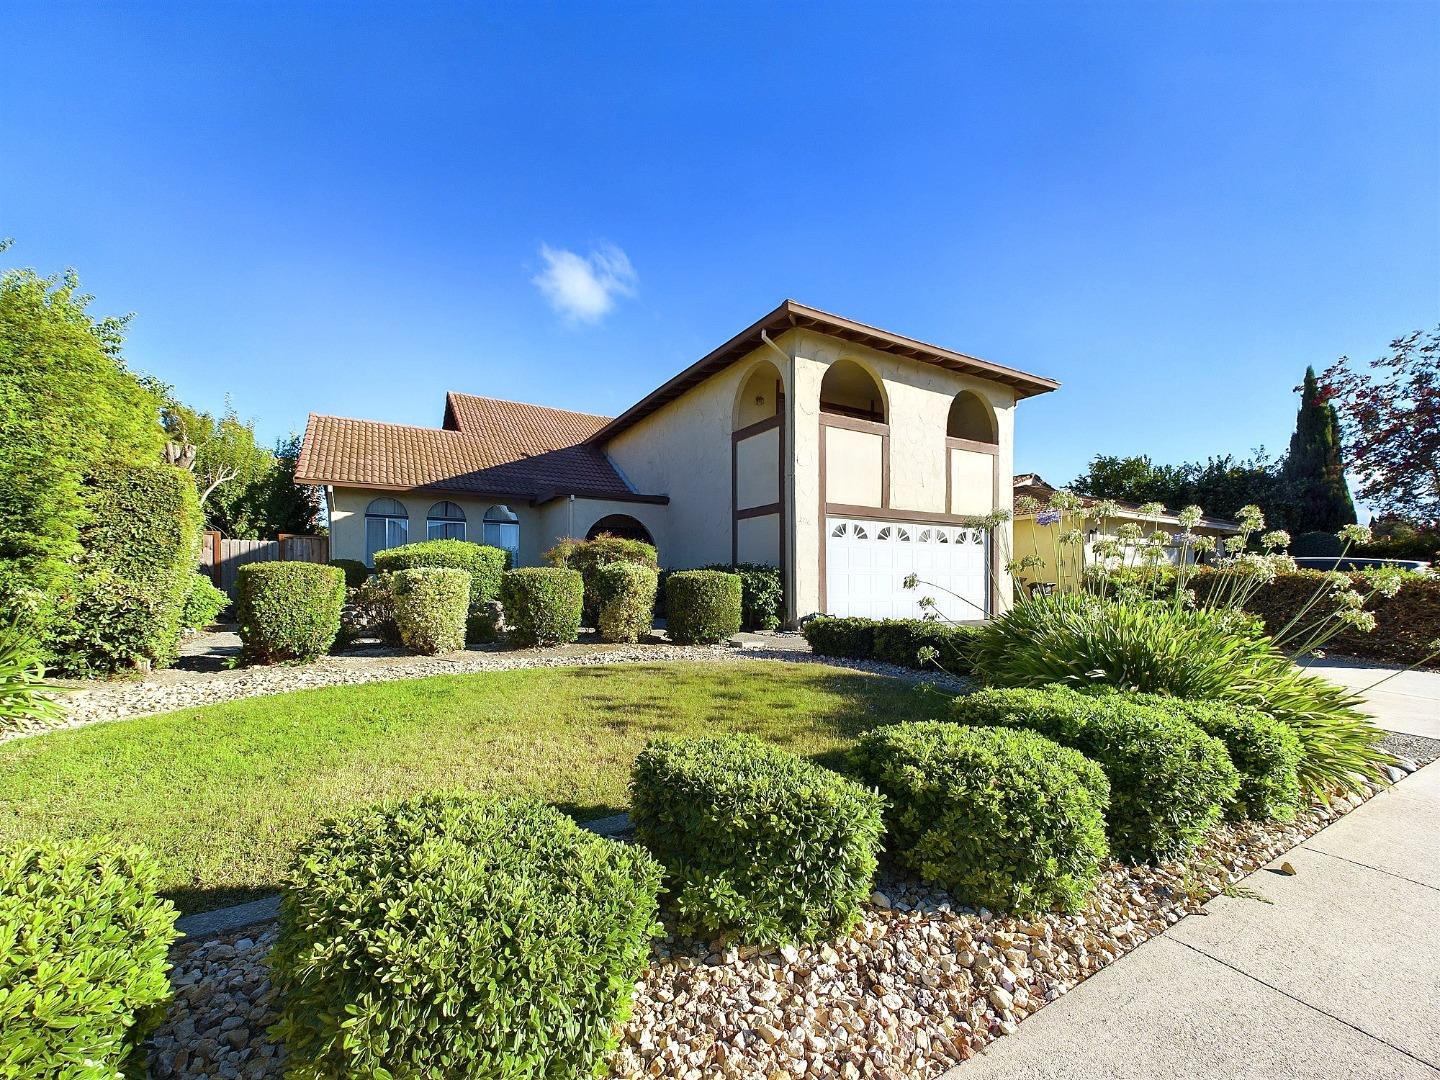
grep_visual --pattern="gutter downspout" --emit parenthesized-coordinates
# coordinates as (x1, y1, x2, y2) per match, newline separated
(759, 330, 798, 628)
(568, 494, 575, 540)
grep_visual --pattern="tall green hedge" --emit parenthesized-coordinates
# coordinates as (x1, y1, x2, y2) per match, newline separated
(0, 840, 179, 1078)
(236, 562, 346, 664)
(269, 793, 661, 1078)
(1190, 567, 1440, 665)
(631, 734, 885, 944)
(373, 539, 507, 643)
(45, 463, 201, 675)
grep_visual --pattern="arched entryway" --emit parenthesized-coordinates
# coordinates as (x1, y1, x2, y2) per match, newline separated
(586, 514, 654, 546)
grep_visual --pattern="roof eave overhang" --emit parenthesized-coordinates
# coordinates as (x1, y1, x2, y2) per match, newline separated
(588, 299, 1060, 445)
(295, 474, 670, 508)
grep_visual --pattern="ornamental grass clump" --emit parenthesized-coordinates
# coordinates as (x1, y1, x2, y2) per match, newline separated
(954, 685, 1239, 862)
(235, 562, 346, 664)
(0, 840, 179, 1078)
(594, 561, 658, 643)
(0, 623, 66, 734)
(268, 793, 662, 1080)
(500, 566, 583, 647)
(631, 734, 885, 944)
(850, 722, 1110, 914)
(391, 566, 470, 655)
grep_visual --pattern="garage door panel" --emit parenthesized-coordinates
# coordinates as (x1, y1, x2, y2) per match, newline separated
(825, 516, 987, 621)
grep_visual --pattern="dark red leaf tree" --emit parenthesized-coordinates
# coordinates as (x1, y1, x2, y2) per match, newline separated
(1320, 327, 1440, 529)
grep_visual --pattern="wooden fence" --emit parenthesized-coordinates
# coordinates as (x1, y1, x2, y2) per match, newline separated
(201, 531, 331, 596)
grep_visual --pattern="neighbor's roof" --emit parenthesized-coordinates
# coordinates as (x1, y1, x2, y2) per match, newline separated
(294, 397, 664, 505)
(589, 300, 1060, 444)
(1012, 474, 1241, 533)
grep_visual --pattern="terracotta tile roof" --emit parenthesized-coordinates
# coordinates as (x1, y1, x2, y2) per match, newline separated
(295, 397, 646, 503)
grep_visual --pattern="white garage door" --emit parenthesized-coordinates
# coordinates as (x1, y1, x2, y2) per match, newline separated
(825, 516, 989, 621)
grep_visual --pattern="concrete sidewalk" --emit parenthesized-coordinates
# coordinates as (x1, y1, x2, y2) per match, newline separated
(944, 665, 1440, 1079)
(1300, 656, 1440, 740)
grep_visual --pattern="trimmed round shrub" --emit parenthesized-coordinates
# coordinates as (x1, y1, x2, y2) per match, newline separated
(595, 562, 658, 643)
(1077, 688, 1303, 822)
(700, 563, 784, 630)
(631, 734, 885, 944)
(850, 722, 1110, 914)
(0, 839, 179, 1078)
(181, 573, 229, 630)
(967, 593, 1388, 798)
(327, 558, 370, 589)
(954, 685, 1240, 862)
(373, 539, 507, 642)
(235, 562, 346, 664)
(268, 793, 662, 1079)
(546, 535, 659, 625)
(500, 567, 583, 647)
(391, 567, 470, 655)
(665, 570, 742, 644)
(803, 615, 876, 660)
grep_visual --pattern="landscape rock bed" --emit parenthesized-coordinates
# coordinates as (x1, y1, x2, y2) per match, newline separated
(146, 776, 1414, 1080)
(27, 641, 972, 742)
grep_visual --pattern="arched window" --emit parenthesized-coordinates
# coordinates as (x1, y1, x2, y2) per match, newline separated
(820, 360, 886, 423)
(947, 391, 996, 443)
(586, 514, 655, 546)
(364, 497, 409, 564)
(426, 501, 466, 541)
(482, 504, 520, 562)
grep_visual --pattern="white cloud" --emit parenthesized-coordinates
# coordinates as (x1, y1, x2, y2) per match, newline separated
(531, 243, 637, 323)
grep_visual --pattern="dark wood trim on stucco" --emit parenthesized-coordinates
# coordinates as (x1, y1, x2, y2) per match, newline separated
(824, 503, 991, 526)
(736, 502, 782, 520)
(731, 397, 785, 568)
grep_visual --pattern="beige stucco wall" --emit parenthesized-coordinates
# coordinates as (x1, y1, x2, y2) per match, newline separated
(737, 512, 781, 566)
(825, 427, 884, 506)
(606, 348, 791, 570)
(949, 448, 995, 516)
(328, 487, 667, 569)
(735, 426, 780, 510)
(787, 329, 1017, 619)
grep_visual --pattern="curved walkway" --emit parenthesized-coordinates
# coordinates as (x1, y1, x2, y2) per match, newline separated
(24, 632, 970, 741)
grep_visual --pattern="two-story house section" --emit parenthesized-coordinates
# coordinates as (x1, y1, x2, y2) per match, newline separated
(296, 300, 1059, 625)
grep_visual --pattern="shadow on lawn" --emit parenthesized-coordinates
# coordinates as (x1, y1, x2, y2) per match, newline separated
(166, 884, 278, 918)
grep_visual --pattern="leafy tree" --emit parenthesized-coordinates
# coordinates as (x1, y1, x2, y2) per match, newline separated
(158, 392, 273, 536)
(0, 250, 164, 595)
(1282, 366, 1356, 533)
(1321, 327, 1440, 529)
(1068, 455, 1188, 506)
(1070, 452, 1291, 527)
(248, 434, 324, 538)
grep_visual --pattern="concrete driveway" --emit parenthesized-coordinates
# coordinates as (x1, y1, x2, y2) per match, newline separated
(942, 663, 1440, 1079)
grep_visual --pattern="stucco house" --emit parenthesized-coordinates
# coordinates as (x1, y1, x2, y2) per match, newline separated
(1011, 473, 1242, 594)
(295, 301, 1059, 626)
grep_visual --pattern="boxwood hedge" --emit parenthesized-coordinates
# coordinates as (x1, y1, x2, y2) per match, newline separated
(850, 722, 1110, 914)
(1077, 687, 1303, 822)
(268, 794, 662, 1079)
(500, 567, 583, 647)
(546, 535, 658, 625)
(373, 539, 508, 643)
(699, 563, 784, 630)
(953, 685, 1240, 861)
(391, 567, 471, 655)
(630, 734, 885, 944)
(665, 570, 742, 644)
(0, 840, 179, 1078)
(594, 562, 658, 643)
(235, 562, 346, 664)
(804, 616, 980, 673)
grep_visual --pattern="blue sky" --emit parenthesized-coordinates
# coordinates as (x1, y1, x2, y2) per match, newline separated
(3, 1, 1436, 493)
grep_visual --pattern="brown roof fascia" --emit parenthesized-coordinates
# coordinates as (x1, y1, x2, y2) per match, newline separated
(588, 300, 1060, 444)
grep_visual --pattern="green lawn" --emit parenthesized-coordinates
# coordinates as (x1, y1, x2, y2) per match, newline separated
(0, 661, 951, 914)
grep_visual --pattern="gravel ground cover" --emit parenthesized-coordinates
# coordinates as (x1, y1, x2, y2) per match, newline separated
(146, 772, 1417, 1080)
(1379, 731, 1440, 767)
(16, 638, 968, 742)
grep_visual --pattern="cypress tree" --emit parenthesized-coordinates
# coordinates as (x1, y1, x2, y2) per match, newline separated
(1283, 366, 1357, 534)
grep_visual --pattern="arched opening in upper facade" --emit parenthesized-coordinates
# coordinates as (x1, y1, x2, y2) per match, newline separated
(733, 359, 784, 429)
(819, 359, 886, 423)
(946, 390, 996, 442)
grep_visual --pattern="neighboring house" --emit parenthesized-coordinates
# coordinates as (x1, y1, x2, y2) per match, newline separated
(1011, 473, 1242, 593)
(295, 301, 1059, 625)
